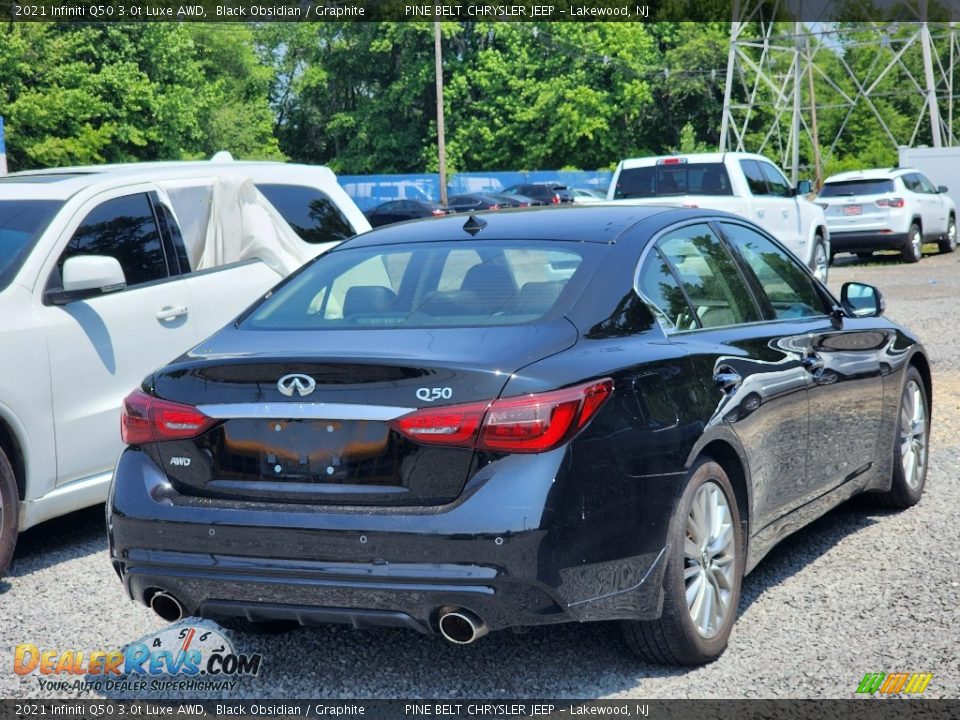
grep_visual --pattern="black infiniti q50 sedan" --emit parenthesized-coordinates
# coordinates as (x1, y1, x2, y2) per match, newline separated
(108, 206, 930, 665)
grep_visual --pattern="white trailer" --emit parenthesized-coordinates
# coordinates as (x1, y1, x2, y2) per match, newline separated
(898, 146, 960, 210)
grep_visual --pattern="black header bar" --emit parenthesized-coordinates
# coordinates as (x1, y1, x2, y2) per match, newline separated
(2, 0, 960, 22)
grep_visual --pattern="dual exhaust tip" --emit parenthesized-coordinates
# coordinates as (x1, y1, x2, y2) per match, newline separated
(149, 590, 186, 622)
(147, 592, 486, 645)
(437, 607, 487, 645)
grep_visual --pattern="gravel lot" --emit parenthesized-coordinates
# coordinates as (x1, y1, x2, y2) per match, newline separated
(3, 248, 958, 700)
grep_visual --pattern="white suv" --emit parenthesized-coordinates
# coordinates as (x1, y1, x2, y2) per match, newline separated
(818, 168, 957, 263)
(0, 159, 370, 573)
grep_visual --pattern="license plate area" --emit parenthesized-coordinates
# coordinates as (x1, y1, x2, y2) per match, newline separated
(220, 418, 397, 487)
(843, 204, 862, 216)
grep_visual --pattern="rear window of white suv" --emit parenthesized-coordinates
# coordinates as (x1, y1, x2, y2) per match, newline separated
(820, 179, 895, 197)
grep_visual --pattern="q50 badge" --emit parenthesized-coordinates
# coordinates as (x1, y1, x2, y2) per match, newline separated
(416, 387, 453, 402)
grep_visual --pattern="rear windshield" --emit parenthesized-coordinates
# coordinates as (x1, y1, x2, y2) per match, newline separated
(820, 179, 895, 197)
(613, 163, 733, 198)
(0, 200, 64, 291)
(242, 240, 598, 330)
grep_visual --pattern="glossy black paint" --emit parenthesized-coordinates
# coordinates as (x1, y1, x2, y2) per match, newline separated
(108, 205, 930, 635)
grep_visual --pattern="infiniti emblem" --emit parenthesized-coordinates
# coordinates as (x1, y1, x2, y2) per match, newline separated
(277, 373, 316, 397)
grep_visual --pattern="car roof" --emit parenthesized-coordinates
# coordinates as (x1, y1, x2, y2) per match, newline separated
(823, 168, 907, 183)
(338, 205, 722, 248)
(0, 158, 338, 201)
(618, 151, 768, 170)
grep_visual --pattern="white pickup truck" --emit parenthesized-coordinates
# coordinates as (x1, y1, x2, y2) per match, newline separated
(607, 152, 830, 281)
(0, 159, 370, 574)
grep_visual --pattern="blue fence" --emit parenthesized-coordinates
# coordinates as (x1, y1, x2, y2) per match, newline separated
(339, 170, 613, 212)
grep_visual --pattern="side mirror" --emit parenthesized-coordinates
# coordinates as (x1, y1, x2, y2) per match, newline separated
(48, 255, 126, 305)
(841, 282, 884, 318)
(938, 185, 949, 193)
(797, 179, 812, 195)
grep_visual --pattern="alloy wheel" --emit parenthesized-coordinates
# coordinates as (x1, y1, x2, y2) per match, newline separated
(900, 379, 927, 490)
(911, 227, 923, 258)
(684, 481, 736, 638)
(948, 220, 957, 251)
(813, 241, 828, 282)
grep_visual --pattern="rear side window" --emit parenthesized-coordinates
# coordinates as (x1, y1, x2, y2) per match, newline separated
(654, 223, 761, 329)
(256, 184, 355, 245)
(0, 199, 64, 292)
(613, 163, 734, 199)
(819, 179, 894, 197)
(58, 193, 168, 288)
(720, 222, 827, 319)
(740, 160, 769, 196)
(636, 248, 697, 330)
(243, 241, 594, 330)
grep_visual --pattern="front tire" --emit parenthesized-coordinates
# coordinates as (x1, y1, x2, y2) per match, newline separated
(0, 448, 18, 577)
(938, 216, 956, 254)
(873, 367, 929, 509)
(902, 223, 923, 263)
(621, 458, 743, 665)
(811, 234, 828, 282)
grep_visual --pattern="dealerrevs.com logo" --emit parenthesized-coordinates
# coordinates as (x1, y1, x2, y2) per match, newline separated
(14, 621, 263, 693)
(855, 672, 933, 695)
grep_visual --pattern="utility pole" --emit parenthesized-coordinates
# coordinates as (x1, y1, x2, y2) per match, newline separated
(434, 21, 448, 206)
(806, 35, 822, 190)
(919, 1, 942, 147)
(719, 0, 741, 151)
(790, 21, 802, 185)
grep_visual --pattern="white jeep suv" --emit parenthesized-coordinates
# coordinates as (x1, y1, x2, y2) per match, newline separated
(818, 168, 957, 262)
(0, 159, 369, 573)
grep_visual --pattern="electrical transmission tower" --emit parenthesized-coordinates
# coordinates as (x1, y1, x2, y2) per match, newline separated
(719, 0, 959, 185)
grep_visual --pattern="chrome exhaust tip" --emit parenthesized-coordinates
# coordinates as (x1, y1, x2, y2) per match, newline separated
(149, 591, 185, 622)
(438, 608, 488, 645)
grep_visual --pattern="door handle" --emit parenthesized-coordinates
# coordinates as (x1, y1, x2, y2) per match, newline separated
(714, 368, 743, 393)
(156, 305, 188, 322)
(782, 209, 789, 218)
(756, 209, 765, 218)
(802, 354, 825, 374)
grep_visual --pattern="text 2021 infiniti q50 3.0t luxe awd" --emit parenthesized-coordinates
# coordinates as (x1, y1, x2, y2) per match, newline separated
(108, 206, 931, 665)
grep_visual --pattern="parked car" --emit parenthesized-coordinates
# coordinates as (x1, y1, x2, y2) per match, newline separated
(339, 180, 435, 213)
(444, 194, 509, 213)
(491, 193, 538, 208)
(501, 183, 574, 205)
(607, 152, 830, 281)
(108, 206, 929, 665)
(571, 187, 606, 203)
(366, 200, 450, 227)
(817, 168, 956, 262)
(0, 159, 369, 574)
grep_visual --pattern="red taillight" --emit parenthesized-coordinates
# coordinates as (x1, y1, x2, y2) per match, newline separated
(391, 401, 489, 447)
(121, 389, 217, 445)
(876, 197, 905, 208)
(431, 208, 445, 216)
(488, 204, 499, 210)
(658, 157, 685, 165)
(552, 194, 561, 205)
(390, 379, 613, 454)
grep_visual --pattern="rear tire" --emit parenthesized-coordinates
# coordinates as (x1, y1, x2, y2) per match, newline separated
(902, 223, 923, 263)
(938, 216, 956, 254)
(0, 448, 18, 578)
(872, 367, 929, 509)
(621, 458, 743, 665)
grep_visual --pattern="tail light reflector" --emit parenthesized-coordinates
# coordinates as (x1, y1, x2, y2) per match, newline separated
(876, 197, 905, 208)
(391, 379, 613, 454)
(121, 389, 217, 445)
(552, 194, 561, 205)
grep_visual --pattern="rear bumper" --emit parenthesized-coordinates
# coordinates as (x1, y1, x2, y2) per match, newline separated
(828, 230, 909, 252)
(108, 449, 676, 634)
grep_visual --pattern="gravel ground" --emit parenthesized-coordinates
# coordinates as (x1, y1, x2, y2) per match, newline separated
(2, 249, 958, 700)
